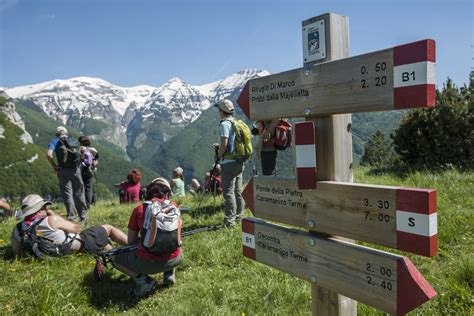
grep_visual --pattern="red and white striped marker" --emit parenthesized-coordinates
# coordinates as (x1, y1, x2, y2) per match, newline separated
(242, 218, 256, 260)
(396, 188, 437, 257)
(295, 121, 316, 190)
(393, 39, 436, 109)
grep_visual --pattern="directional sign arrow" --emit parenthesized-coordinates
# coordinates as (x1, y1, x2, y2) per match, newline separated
(242, 176, 437, 257)
(242, 218, 437, 315)
(237, 39, 435, 120)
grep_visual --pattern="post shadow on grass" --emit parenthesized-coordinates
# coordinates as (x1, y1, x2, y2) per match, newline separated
(187, 200, 224, 218)
(81, 271, 172, 309)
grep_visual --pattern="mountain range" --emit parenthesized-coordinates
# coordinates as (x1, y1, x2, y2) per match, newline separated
(2, 69, 403, 192)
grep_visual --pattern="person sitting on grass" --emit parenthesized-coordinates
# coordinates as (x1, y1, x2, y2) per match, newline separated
(171, 167, 185, 197)
(109, 178, 183, 298)
(11, 194, 128, 258)
(115, 169, 142, 203)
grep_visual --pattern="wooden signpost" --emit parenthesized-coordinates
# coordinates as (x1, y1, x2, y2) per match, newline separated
(237, 12, 437, 315)
(242, 218, 437, 315)
(242, 176, 437, 257)
(237, 39, 436, 120)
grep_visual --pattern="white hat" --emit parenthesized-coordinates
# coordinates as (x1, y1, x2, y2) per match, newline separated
(21, 194, 51, 218)
(151, 177, 172, 191)
(214, 99, 234, 114)
(173, 167, 184, 175)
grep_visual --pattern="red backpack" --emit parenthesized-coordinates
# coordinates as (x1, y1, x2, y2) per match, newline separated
(205, 174, 222, 195)
(273, 120, 292, 150)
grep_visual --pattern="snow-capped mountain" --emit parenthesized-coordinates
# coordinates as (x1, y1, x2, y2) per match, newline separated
(4, 69, 269, 156)
(198, 69, 270, 104)
(140, 77, 211, 125)
(6, 77, 155, 118)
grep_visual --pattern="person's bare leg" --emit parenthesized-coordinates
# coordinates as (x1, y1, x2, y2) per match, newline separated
(101, 224, 128, 245)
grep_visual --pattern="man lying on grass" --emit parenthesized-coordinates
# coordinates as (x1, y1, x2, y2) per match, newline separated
(11, 194, 128, 258)
(107, 178, 184, 298)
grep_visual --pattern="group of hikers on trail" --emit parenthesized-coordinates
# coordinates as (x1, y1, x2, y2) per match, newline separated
(46, 126, 99, 225)
(7, 98, 292, 298)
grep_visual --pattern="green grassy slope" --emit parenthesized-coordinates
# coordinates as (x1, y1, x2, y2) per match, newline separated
(0, 111, 59, 197)
(0, 168, 471, 314)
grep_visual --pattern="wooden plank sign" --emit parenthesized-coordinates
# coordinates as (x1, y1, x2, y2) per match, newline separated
(242, 176, 437, 257)
(237, 39, 435, 120)
(242, 218, 437, 315)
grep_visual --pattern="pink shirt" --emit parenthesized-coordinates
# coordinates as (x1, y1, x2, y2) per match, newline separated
(119, 182, 141, 202)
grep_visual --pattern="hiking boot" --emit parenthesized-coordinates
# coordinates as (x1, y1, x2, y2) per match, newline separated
(132, 275, 158, 298)
(93, 257, 104, 281)
(163, 269, 176, 286)
(224, 221, 236, 228)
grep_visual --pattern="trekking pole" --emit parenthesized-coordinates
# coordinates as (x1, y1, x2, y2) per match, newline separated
(98, 223, 225, 267)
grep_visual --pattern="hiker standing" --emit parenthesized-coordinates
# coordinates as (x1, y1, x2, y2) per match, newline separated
(254, 119, 279, 176)
(46, 126, 88, 224)
(212, 99, 245, 227)
(111, 178, 183, 297)
(114, 169, 142, 203)
(171, 167, 185, 197)
(253, 119, 291, 176)
(78, 136, 99, 208)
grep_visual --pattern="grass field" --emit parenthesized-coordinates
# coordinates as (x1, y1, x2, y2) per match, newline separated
(0, 167, 472, 315)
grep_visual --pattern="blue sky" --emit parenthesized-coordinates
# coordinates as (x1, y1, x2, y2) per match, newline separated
(0, 0, 472, 88)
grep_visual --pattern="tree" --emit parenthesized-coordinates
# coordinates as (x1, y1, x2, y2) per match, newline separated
(361, 130, 392, 168)
(391, 76, 473, 169)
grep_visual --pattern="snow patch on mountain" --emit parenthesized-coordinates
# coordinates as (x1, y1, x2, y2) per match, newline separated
(0, 125, 4, 139)
(27, 154, 38, 164)
(0, 99, 33, 144)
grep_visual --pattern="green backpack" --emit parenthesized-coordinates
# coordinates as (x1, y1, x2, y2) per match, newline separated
(227, 119, 253, 163)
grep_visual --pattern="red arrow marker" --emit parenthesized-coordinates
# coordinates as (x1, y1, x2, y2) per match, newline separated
(242, 177, 255, 215)
(397, 257, 437, 316)
(237, 81, 250, 119)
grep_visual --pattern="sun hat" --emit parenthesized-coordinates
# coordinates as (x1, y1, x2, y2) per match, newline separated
(151, 177, 172, 191)
(173, 167, 183, 175)
(214, 99, 234, 114)
(21, 194, 52, 218)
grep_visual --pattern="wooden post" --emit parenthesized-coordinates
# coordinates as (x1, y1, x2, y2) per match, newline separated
(303, 13, 357, 315)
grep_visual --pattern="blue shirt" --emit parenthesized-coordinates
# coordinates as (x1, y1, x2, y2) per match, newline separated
(219, 118, 236, 164)
(48, 137, 61, 151)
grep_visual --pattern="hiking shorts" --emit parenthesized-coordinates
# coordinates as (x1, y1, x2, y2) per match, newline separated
(79, 226, 109, 255)
(112, 249, 183, 276)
